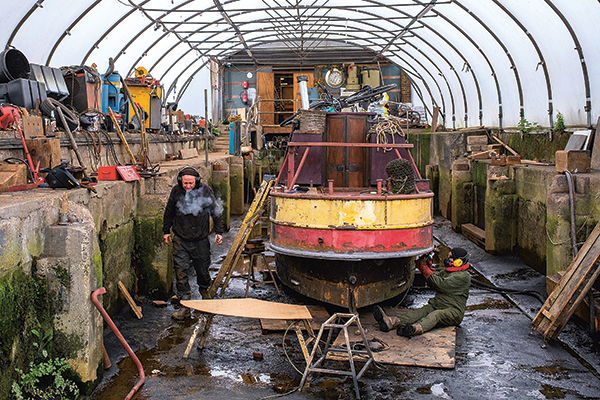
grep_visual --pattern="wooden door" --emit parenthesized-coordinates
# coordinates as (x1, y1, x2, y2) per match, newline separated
(325, 113, 368, 187)
(257, 72, 274, 125)
(293, 72, 315, 111)
(346, 115, 367, 187)
(326, 115, 346, 186)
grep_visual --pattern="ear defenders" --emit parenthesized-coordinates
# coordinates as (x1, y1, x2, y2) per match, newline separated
(445, 247, 469, 271)
(177, 166, 201, 187)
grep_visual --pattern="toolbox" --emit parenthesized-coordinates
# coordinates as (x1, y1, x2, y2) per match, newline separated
(98, 166, 119, 180)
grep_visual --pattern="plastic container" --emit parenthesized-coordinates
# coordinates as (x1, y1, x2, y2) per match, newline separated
(7, 78, 47, 111)
(0, 48, 30, 83)
(30, 64, 69, 101)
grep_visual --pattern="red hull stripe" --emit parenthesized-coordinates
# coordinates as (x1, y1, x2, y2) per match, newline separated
(272, 224, 433, 253)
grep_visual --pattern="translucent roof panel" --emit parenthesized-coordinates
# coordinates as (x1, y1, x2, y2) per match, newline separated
(2, 0, 599, 128)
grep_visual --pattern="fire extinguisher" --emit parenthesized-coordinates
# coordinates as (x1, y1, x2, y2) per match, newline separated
(241, 90, 248, 104)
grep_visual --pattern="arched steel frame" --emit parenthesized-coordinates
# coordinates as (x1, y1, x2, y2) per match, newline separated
(4, 0, 593, 129)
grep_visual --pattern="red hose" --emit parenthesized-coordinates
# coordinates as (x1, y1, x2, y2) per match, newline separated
(91, 288, 145, 400)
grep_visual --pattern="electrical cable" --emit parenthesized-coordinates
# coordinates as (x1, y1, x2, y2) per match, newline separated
(470, 278, 545, 303)
(100, 131, 122, 166)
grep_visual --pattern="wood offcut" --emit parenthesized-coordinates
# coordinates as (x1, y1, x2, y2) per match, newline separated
(118, 280, 143, 319)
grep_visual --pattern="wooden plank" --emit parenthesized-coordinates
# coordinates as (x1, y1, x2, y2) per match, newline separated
(547, 274, 598, 330)
(328, 308, 456, 369)
(108, 107, 137, 164)
(491, 135, 518, 156)
(544, 222, 600, 308)
(552, 240, 600, 323)
(181, 298, 313, 320)
(532, 221, 600, 340)
(117, 281, 142, 319)
(462, 223, 485, 248)
(260, 305, 329, 333)
(468, 150, 492, 160)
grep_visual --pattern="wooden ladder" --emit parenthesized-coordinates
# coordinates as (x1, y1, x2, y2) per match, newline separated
(183, 175, 275, 358)
(532, 220, 600, 341)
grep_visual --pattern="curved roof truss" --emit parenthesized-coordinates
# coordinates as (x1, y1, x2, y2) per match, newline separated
(2, 0, 598, 128)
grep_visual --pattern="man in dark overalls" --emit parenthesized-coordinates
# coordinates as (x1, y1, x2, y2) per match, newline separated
(374, 247, 471, 336)
(163, 166, 224, 320)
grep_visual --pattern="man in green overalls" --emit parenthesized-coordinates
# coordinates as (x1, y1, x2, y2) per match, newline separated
(373, 247, 471, 336)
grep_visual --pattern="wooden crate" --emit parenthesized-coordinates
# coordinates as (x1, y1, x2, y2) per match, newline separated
(0, 164, 27, 192)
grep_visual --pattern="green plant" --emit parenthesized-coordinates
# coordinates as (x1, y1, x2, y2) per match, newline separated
(11, 358, 79, 400)
(517, 118, 542, 134)
(31, 328, 53, 362)
(553, 112, 565, 132)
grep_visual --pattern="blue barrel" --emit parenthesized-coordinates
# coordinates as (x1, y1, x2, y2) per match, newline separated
(101, 72, 124, 114)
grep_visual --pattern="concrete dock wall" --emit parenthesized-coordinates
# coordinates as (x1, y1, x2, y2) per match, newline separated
(0, 133, 239, 395)
(417, 130, 600, 276)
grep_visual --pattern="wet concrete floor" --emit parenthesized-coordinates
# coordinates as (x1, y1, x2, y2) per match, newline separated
(90, 216, 600, 399)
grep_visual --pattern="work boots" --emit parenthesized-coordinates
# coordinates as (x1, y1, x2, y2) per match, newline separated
(171, 294, 191, 321)
(373, 305, 401, 332)
(199, 287, 210, 299)
(396, 323, 423, 337)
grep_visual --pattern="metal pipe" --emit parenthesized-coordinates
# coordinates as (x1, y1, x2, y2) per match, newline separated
(204, 88, 209, 167)
(328, 179, 334, 195)
(564, 171, 577, 256)
(297, 75, 310, 109)
(377, 179, 382, 195)
(289, 147, 311, 189)
(91, 288, 145, 400)
(563, 172, 594, 335)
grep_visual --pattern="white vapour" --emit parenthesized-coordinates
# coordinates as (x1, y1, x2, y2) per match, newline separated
(176, 189, 223, 217)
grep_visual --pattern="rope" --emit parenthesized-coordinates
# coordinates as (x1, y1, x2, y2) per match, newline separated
(368, 115, 406, 152)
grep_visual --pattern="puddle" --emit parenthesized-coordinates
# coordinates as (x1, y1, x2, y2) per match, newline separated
(494, 267, 541, 281)
(539, 384, 566, 399)
(532, 365, 570, 380)
(466, 298, 513, 311)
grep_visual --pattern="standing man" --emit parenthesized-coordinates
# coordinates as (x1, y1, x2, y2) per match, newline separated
(163, 166, 224, 320)
(373, 247, 471, 336)
(199, 117, 206, 134)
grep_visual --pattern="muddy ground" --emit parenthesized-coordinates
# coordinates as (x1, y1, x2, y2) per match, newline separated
(90, 217, 600, 399)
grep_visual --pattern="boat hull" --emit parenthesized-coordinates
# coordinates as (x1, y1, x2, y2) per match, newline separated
(275, 253, 415, 309)
(269, 189, 433, 308)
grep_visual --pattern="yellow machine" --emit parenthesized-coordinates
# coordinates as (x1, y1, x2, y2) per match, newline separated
(125, 67, 163, 130)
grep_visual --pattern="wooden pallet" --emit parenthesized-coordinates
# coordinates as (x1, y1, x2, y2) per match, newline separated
(532, 221, 600, 341)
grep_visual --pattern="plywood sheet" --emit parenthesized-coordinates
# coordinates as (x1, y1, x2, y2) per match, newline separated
(260, 305, 329, 333)
(327, 308, 456, 369)
(181, 298, 313, 320)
